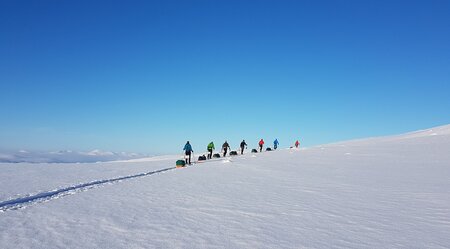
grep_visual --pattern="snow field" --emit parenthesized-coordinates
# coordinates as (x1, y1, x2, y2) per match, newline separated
(1, 125, 450, 248)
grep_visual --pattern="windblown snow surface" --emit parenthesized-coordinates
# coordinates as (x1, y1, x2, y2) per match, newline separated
(1, 125, 449, 249)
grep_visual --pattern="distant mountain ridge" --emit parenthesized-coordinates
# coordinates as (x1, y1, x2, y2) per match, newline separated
(0, 149, 148, 163)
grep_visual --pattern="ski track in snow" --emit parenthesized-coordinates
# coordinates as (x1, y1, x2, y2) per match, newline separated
(0, 156, 244, 212)
(0, 166, 176, 212)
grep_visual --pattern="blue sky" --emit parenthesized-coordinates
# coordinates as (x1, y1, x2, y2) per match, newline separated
(1, 0, 449, 154)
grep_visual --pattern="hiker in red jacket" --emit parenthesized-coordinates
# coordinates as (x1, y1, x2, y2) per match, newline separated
(259, 139, 264, 152)
(295, 140, 300, 148)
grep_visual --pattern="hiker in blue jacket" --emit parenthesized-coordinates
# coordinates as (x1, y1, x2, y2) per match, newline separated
(274, 139, 279, 150)
(183, 141, 194, 165)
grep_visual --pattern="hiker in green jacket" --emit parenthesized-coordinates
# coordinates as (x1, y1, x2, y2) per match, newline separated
(207, 142, 215, 159)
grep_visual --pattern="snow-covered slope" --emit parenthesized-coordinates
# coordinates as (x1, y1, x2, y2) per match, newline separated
(1, 125, 449, 248)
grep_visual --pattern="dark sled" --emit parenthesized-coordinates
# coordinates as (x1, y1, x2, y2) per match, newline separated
(266, 148, 272, 151)
(213, 153, 221, 158)
(230, 151, 238, 156)
(251, 149, 258, 153)
(198, 155, 207, 161)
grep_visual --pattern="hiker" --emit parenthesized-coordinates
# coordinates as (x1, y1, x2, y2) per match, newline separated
(183, 141, 193, 165)
(295, 140, 300, 148)
(259, 139, 264, 152)
(274, 139, 279, 150)
(207, 141, 215, 159)
(222, 140, 230, 157)
(240, 140, 247, 155)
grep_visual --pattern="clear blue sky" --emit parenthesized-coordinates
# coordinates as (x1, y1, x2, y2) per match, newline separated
(1, 0, 449, 154)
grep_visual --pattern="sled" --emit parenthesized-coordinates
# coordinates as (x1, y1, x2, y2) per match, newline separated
(176, 160, 186, 168)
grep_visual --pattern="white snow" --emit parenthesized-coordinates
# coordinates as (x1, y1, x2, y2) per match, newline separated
(1, 125, 450, 248)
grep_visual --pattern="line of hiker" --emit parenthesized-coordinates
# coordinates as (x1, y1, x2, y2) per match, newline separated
(182, 138, 301, 165)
